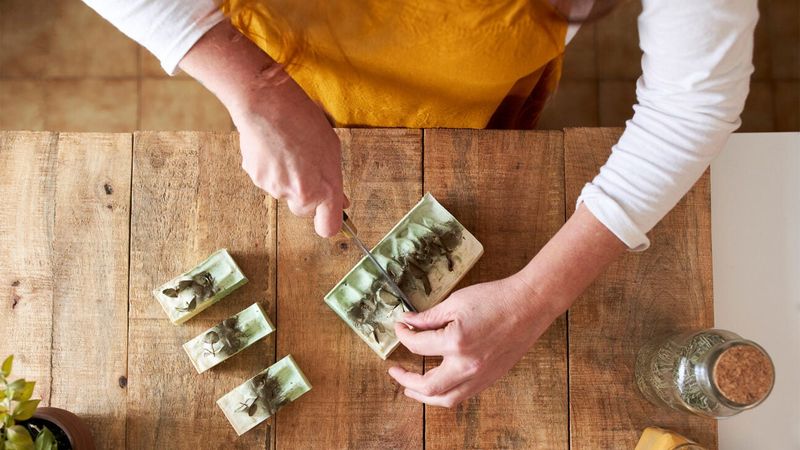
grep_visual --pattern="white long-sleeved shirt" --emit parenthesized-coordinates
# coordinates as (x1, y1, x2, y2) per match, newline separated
(82, 0, 757, 250)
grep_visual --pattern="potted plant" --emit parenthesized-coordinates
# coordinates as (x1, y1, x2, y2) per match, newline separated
(0, 356, 94, 450)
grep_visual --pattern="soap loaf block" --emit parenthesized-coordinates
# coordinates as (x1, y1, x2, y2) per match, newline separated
(324, 192, 483, 359)
(217, 355, 312, 436)
(153, 249, 247, 325)
(183, 303, 274, 373)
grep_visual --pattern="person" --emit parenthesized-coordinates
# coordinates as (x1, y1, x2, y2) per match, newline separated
(83, 0, 757, 407)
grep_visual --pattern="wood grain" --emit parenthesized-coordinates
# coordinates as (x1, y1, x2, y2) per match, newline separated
(275, 129, 424, 449)
(129, 132, 276, 449)
(0, 132, 58, 404)
(564, 128, 716, 449)
(0, 129, 719, 448)
(50, 133, 131, 448)
(423, 129, 568, 450)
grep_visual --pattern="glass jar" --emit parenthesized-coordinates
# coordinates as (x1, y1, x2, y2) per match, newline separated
(635, 329, 774, 418)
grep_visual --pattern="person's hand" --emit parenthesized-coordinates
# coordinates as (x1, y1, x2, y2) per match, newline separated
(388, 273, 563, 407)
(178, 21, 348, 238)
(232, 67, 348, 237)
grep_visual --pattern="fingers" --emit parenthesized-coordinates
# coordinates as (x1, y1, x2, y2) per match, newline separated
(402, 376, 493, 408)
(314, 197, 343, 238)
(287, 190, 349, 235)
(400, 305, 452, 330)
(394, 321, 452, 356)
(286, 199, 317, 217)
(388, 360, 470, 397)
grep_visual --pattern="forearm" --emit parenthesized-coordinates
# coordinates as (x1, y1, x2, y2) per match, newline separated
(178, 20, 286, 123)
(516, 204, 627, 318)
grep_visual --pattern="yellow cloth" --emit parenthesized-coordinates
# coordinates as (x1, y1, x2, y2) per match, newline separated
(225, 0, 567, 129)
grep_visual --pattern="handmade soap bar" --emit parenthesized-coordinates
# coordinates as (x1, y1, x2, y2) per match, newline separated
(217, 355, 312, 436)
(183, 303, 274, 373)
(324, 192, 483, 359)
(152, 249, 247, 325)
(634, 427, 702, 450)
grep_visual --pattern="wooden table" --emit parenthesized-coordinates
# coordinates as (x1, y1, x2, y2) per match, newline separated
(0, 129, 714, 449)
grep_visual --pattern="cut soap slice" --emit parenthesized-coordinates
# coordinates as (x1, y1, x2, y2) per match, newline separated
(324, 192, 483, 359)
(217, 355, 312, 436)
(183, 303, 275, 373)
(152, 248, 247, 325)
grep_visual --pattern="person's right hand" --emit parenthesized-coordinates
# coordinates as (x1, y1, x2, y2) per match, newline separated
(232, 67, 348, 237)
(178, 21, 348, 238)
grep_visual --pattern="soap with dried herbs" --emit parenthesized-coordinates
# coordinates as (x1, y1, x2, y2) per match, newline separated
(152, 248, 247, 325)
(183, 303, 274, 373)
(324, 193, 483, 359)
(217, 355, 311, 436)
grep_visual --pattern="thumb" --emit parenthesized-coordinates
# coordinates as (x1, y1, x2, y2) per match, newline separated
(314, 197, 343, 238)
(400, 303, 452, 331)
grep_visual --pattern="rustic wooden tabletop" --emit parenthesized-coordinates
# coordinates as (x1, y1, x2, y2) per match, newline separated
(0, 129, 714, 449)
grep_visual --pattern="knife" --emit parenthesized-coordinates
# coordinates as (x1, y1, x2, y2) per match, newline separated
(341, 212, 418, 313)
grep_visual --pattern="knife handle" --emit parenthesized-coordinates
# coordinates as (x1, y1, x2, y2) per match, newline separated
(341, 211, 357, 238)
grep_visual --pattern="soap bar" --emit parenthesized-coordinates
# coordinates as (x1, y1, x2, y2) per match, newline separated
(152, 249, 248, 325)
(634, 427, 704, 450)
(217, 355, 312, 436)
(183, 303, 274, 373)
(324, 192, 483, 359)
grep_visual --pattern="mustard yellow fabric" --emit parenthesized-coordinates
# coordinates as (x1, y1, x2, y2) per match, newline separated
(225, 0, 567, 129)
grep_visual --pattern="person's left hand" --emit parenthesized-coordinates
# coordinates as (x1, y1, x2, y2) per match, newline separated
(388, 273, 564, 407)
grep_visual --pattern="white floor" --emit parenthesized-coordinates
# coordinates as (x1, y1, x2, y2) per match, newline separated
(711, 133, 800, 450)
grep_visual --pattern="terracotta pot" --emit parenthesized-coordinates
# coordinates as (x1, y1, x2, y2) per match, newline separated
(31, 407, 95, 450)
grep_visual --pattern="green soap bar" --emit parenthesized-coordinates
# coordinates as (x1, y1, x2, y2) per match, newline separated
(324, 192, 484, 359)
(217, 355, 312, 436)
(152, 248, 248, 325)
(183, 303, 275, 373)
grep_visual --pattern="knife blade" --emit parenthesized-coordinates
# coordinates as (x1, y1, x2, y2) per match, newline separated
(341, 212, 418, 313)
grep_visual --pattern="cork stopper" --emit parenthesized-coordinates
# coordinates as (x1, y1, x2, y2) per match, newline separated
(712, 344, 774, 406)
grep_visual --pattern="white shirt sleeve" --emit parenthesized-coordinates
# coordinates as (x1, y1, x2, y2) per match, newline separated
(81, 0, 225, 75)
(577, 0, 758, 250)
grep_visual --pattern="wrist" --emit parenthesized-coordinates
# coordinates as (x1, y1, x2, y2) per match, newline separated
(225, 67, 287, 127)
(509, 265, 572, 323)
(511, 204, 627, 319)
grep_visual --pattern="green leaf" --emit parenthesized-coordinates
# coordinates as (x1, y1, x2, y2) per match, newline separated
(33, 427, 56, 450)
(1, 356, 12, 378)
(10, 383, 33, 402)
(11, 383, 35, 402)
(12, 400, 39, 421)
(6, 379, 25, 394)
(5, 425, 35, 450)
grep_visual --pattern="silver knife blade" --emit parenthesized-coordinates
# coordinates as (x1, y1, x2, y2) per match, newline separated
(341, 213, 417, 313)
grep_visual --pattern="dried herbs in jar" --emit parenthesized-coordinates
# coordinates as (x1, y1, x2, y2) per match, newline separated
(634, 328, 774, 418)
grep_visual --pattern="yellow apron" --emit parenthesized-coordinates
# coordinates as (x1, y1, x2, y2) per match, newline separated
(224, 0, 567, 129)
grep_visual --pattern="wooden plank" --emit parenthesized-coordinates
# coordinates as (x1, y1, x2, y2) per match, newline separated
(129, 132, 276, 449)
(0, 131, 58, 403)
(275, 129, 423, 449)
(423, 129, 568, 449)
(564, 128, 716, 449)
(49, 133, 131, 449)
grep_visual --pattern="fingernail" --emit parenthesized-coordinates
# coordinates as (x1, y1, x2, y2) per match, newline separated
(397, 320, 415, 330)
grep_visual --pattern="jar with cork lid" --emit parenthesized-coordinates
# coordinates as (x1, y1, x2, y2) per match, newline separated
(634, 328, 774, 418)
